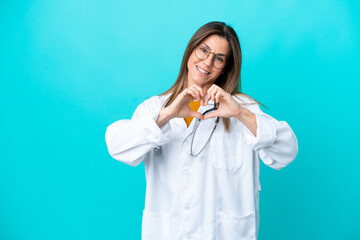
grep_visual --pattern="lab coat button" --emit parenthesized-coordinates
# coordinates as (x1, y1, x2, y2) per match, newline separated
(184, 203, 190, 209)
(183, 234, 191, 240)
(183, 169, 190, 176)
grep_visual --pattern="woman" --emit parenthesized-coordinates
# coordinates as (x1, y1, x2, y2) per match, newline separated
(105, 21, 298, 240)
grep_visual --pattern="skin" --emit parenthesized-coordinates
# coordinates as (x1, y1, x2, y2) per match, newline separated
(156, 35, 258, 136)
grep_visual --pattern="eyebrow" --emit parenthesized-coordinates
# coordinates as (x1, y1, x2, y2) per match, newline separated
(202, 43, 227, 57)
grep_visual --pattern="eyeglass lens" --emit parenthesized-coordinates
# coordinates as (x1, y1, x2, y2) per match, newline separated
(195, 45, 226, 69)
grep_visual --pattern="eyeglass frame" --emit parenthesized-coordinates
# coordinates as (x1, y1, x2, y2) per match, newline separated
(194, 44, 228, 69)
(189, 103, 220, 157)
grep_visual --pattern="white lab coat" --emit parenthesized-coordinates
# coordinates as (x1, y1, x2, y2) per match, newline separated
(105, 93, 298, 240)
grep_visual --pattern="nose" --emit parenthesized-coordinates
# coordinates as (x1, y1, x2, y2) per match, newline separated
(203, 53, 215, 67)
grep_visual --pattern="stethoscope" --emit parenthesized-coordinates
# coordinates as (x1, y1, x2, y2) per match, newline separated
(189, 102, 219, 157)
(155, 101, 220, 156)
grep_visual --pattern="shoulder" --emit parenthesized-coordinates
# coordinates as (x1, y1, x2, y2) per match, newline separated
(136, 93, 171, 112)
(146, 93, 171, 106)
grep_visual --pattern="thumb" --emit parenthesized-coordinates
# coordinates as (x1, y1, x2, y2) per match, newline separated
(189, 111, 204, 120)
(203, 110, 218, 120)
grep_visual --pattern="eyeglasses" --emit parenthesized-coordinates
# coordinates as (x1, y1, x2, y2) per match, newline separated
(189, 103, 220, 157)
(195, 44, 227, 69)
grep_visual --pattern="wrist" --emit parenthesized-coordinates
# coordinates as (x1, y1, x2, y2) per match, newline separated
(160, 107, 174, 122)
(156, 107, 174, 128)
(234, 107, 257, 136)
(234, 107, 251, 121)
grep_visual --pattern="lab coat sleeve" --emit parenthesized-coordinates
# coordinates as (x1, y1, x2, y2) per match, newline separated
(105, 96, 171, 166)
(241, 101, 298, 170)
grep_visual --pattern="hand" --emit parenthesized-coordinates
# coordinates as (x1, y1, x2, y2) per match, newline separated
(203, 84, 246, 120)
(157, 85, 206, 128)
(167, 84, 205, 119)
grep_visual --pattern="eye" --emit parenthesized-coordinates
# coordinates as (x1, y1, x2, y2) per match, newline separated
(215, 56, 224, 62)
(200, 47, 208, 54)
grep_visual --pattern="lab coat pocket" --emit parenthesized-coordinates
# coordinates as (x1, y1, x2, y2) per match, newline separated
(216, 210, 256, 240)
(142, 210, 170, 240)
(210, 135, 243, 171)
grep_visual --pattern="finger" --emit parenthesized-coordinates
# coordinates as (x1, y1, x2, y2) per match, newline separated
(206, 84, 215, 97)
(203, 110, 219, 120)
(204, 94, 209, 106)
(183, 89, 197, 101)
(207, 84, 219, 95)
(215, 91, 223, 105)
(206, 92, 215, 106)
(188, 86, 203, 103)
(204, 89, 212, 106)
(208, 86, 217, 103)
(191, 85, 205, 105)
(208, 84, 217, 92)
(187, 88, 201, 102)
(188, 111, 204, 120)
(192, 85, 205, 98)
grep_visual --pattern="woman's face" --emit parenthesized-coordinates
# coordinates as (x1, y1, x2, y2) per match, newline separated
(187, 34, 230, 91)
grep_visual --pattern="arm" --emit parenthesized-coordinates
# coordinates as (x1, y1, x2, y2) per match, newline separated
(234, 108, 257, 137)
(202, 84, 298, 170)
(197, 84, 298, 170)
(105, 97, 171, 166)
(242, 102, 299, 170)
(105, 85, 207, 166)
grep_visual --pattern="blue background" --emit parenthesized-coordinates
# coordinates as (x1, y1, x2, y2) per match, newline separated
(1, 0, 359, 239)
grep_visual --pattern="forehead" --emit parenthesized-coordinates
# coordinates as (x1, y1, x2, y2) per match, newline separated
(199, 35, 230, 56)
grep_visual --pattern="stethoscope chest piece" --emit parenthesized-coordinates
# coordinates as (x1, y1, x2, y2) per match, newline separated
(155, 145, 162, 154)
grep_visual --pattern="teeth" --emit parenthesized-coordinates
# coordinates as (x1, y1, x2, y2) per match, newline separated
(197, 66, 209, 74)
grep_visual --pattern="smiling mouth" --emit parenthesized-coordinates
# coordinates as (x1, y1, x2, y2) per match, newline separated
(196, 65, 210, 74)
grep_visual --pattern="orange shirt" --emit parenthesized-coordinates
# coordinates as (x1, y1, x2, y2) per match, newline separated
(184, 101, 201, 127)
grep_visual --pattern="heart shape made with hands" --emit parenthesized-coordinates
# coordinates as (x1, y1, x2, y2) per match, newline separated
(178, 84, 246, 120)
(183, 98, 220, 121)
